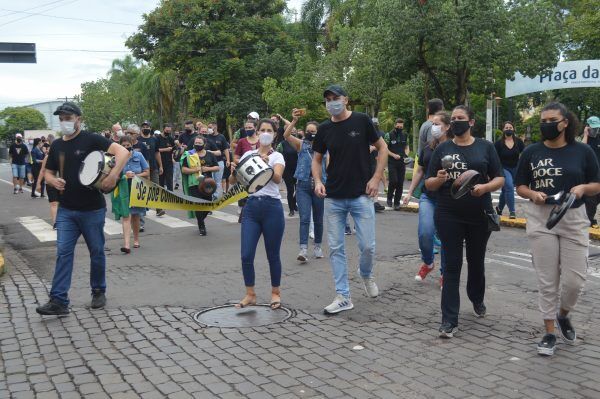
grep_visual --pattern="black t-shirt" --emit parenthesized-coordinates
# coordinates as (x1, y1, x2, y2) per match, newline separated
(586, 136, 600, 162)
(494, 138, 525, 168)
(205, 134, 229, 162)
(46, 131, 111, 211)
(313, 112, 380, 199)
(9, 142, 29, 165)
(515, 142, 600, 208)
(418, 144, 435, 196)
(279, 140, 298, 178)
(137, 135, 159, 169)
(426, 138, 503, 224)
(156, 134, 175, 166)
(182, 151, 218, 179)
(388, 129, 408, 162)
(179, 132, 198, 148)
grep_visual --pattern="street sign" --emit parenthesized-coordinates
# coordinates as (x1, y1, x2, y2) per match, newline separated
(0, 42, 36, 63)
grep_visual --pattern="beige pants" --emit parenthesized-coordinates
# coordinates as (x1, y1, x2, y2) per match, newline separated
(525, 203, 588, 320)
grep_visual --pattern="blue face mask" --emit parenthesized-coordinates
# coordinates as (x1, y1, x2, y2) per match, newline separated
(326, 100, 345, 116)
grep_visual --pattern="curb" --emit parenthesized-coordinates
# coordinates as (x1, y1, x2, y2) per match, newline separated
(394, 204, 600, 240)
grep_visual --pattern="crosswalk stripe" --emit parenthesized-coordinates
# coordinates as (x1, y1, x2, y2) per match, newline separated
(209, 211, 240, 224)
(145, 211, 195, 228)
(103, 218, 123, 235)
(17, 216, 56, 242)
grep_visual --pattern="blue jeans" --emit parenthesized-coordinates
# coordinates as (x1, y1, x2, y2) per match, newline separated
(296, 179, 324, 247)
(418, 193, 446, 275)
(214, 161, 224, 197)
(325, 195, 375, 298)
(498, 166, 516, 213)
(241, 196, 285, 287)
(11, 164, 26, 179)
(50, 207, 107, 305)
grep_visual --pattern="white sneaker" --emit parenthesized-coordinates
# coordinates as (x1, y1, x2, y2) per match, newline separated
(309, 230, 315, 240)
(358, 269, 379, 298)
(297, 248, 308, 263)
(313, 246, 324, 259)
(33, 190, 41, 198)
(323, 294, 354, 314)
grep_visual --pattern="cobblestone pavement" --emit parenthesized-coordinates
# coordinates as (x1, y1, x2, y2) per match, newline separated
(2, 242, 600, 399)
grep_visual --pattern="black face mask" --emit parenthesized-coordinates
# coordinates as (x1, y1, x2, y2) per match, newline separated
(126, 147, 133, 152)
(16, 139, 22, 143)
(450, 120, 471, 137)
(395, 127, 403, 133)
(164, 131, 170, 136)
(194, 145, 204, 151)
(540, 120, 564, 141)
(305, 133, 315, 142)
(503, 130, 514, 136)
(142, 128, 151, 135)
(185, 128, 192, 134)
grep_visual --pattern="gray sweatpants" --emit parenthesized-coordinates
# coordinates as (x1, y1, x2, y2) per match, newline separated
(525, 203, 588, 320)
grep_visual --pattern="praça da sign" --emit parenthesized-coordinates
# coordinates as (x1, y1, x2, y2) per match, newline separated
(505, 60, 600, 97)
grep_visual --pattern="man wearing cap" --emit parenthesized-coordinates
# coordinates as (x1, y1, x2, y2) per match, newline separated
(138, 121, 164, 216)
(312, 85, 388, 314)
(582, 116, 600, 228)
(9, 133, 29, 194)
(36, 102, 129, 316)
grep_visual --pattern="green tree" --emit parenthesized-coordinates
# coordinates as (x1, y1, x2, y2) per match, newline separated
(126, 0, 296, 133)
(0, 107, 47, 140)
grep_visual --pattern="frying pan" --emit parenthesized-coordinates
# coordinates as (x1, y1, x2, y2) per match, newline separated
(546, 191, 576, 230)
(450, 170, 481, 199)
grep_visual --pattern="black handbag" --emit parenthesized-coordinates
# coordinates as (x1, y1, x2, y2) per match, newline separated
(485, 211, 501, 232)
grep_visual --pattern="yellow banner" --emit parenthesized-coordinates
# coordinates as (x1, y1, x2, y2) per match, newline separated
(129, 176, 248, 211)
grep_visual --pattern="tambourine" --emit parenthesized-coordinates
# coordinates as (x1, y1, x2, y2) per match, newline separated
(546, 191, 576, 230)
(451, 170, 481, 199)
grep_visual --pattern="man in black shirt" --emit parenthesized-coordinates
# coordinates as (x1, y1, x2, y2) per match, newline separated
(36, 102, 129, 316)
(205, 122, 230, 198)
(582, 116, 600, 227)
(384, 118, 410, 210)
(139, 121, 164, 215)
(157, 123, 175, 194)
(179, 120, 197, 149)
(9, 133, 29, 194)
(312, 85, 388, 314)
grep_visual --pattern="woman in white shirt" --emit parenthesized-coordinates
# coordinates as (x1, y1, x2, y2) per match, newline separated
(231, 119, 286, 309)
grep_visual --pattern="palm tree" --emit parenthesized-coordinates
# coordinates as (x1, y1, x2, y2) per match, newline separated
(301, 0, 362, 54)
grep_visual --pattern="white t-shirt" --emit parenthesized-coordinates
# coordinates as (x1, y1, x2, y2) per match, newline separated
(240, 150, 285, 199)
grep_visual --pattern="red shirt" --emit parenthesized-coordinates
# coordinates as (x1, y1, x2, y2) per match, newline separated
(235, 137, 259, 159)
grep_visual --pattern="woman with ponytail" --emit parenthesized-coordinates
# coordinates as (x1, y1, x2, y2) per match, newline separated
(516, 102, 600, 356)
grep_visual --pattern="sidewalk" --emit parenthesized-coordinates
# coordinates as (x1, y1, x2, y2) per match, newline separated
(2, 243, 600, 398)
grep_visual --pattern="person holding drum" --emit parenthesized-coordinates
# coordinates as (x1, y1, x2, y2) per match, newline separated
(36, 102, 129, 316)
(283, 110, 326, 263)
(112, 136, 149, 253)
(515, 102, 600, 356)
(181, 136, 220, 236)
(230, 119, 285, 309)
(425, 105, 504, 338)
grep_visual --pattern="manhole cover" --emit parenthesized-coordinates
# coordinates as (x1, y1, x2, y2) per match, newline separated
(193, 304, 293, 328)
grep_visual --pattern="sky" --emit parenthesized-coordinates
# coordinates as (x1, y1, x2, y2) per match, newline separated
(0, 0, 304, 109)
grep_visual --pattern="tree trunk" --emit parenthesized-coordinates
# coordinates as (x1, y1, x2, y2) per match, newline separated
(217, 115, 228, 140)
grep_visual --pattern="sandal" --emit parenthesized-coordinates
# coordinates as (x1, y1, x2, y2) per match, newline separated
(133, 243, 140, 248)
(270, 292, 281, 309)
(235, 296, 256, 309)
(120, 247, 131, 254)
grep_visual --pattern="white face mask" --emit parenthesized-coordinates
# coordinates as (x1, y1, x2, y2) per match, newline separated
(431, 124, 444, 139)
(259, 132, 274, 146)
(117, 129, 124, 137)
(208, 128, 214, 134)
(60, 121, 76, 136)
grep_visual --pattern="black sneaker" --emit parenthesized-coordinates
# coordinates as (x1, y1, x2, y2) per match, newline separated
(139, 226, 145, 232)
(556, 314, 576, 344)
(175, 184, 179, 190)
(90, 289, 106, 309)
(36, 298, 70, 316)
(393, 204, 401, 211)
(473, 302, 487, 318)
(374, 202, 385, 213)
(495, 206, 502, 216)
(386, 199, 393, 208)
(156, 210, 166, 217)
(344, 225, 352, 235)
(537, 333, 556, 356)
(439, 322, 458, 338)
(199, 224, 207, 236)
(509, 212, 516, 219)
(288, 210, 295, 217)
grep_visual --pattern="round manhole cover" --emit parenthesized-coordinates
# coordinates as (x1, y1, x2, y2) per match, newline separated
(193, 304, 293, 328)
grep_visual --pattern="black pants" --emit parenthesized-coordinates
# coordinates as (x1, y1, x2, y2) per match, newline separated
(435, 214, 490, 327)
(189, 186, 209, 229)
(283, 173, 297, 212)
(584, 194, 600, 224)
(159, 162, 174, 191)
(31, 163, 44, 197)
(387, 161, 405, 205)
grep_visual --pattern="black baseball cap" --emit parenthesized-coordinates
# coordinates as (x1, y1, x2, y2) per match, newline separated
(141, 121, 151, 127)
(323, 84, 348, 98)
(53, 102, 81, 116)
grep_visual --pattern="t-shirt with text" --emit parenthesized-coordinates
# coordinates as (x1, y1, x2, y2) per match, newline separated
(515, 142, 600, 208)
